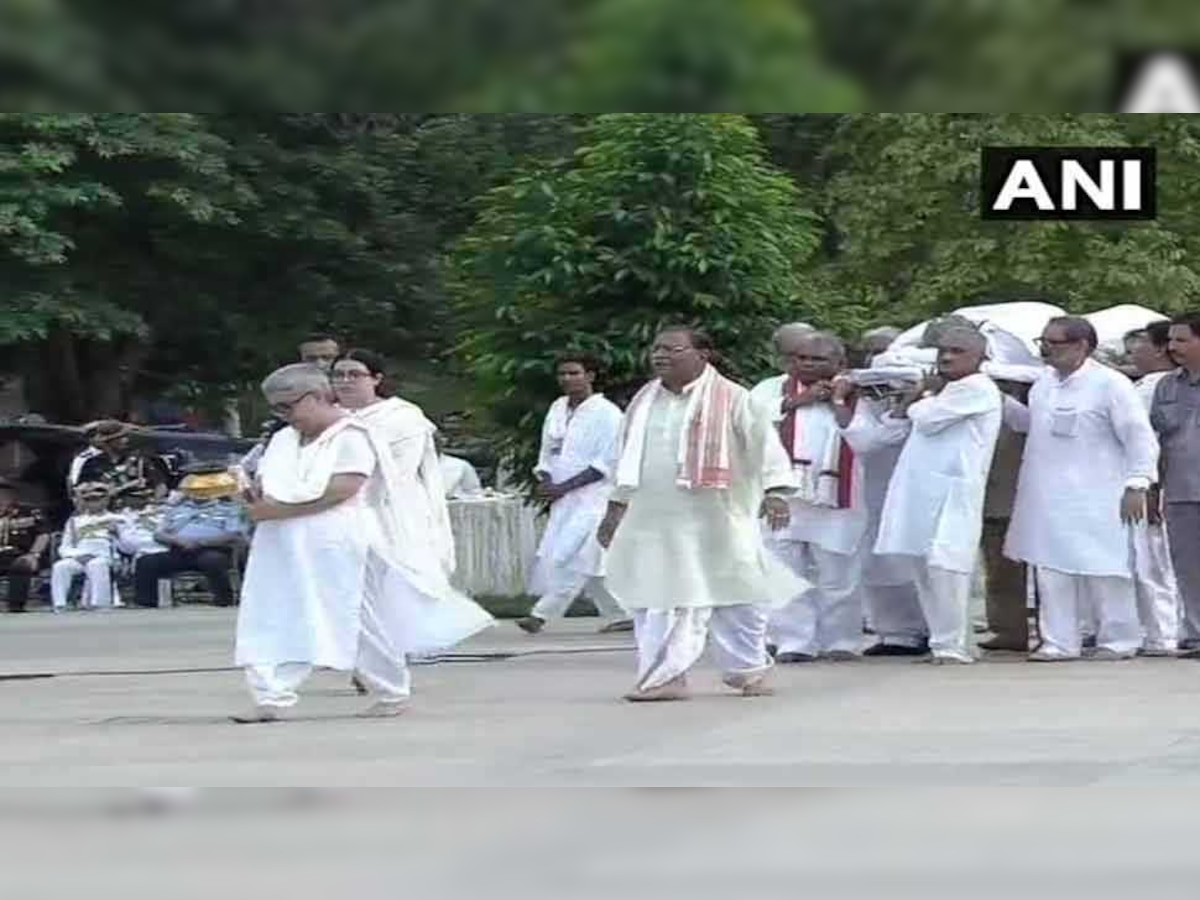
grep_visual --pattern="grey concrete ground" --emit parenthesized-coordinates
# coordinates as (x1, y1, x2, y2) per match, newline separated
(3, 607, 1200, 786)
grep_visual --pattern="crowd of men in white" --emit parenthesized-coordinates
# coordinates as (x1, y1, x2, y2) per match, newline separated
(230, 303, 1200, 719)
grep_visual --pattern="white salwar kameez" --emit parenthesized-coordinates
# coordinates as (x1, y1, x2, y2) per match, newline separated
(841, 398, 927, 649)
(605, 368, 805, 691)
(1131, 371, 1180, 652)
(1004, 360, 1160, 658)
(749, 375, 868, 657)
(235, 413, 493, 709)
(875, 374, 1002, 662)
(527, 393, 625, 622)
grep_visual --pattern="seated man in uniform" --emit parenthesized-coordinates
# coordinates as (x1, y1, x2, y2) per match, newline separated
(133, 464, 249, 607)
(69, 420, 170, 503)
(0, 478, 51, 613)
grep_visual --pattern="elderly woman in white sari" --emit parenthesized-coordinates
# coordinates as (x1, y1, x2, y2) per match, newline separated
(233, 363, 492, 723)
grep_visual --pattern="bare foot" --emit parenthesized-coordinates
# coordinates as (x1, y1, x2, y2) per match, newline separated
(623, 675, 689, 703)
(357, 701, 408, 718)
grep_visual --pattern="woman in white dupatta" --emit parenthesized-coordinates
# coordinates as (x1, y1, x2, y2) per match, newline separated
(234, 363, 491, 722)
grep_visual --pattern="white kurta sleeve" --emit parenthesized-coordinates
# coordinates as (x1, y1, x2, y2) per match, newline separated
(576, 404, 623, 478)
(333, 429, 378, 477)
(1106, 375, 1160, 486)
(908, 377, 997, 435)
(737, 391, 795, 492)
(533, 403, 556, 478)
(840, 399, 910, 454)
(1000, 394, 1031, 433)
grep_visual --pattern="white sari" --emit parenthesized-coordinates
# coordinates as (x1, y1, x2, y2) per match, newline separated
(235, 414, 492, 671)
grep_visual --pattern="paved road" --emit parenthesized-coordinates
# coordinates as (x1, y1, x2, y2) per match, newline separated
(3, 608, 1200, 786)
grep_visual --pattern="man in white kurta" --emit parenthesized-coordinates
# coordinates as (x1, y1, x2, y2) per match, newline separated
(1124, 323, 1180, 654)
(833, 384, 929, 654)
(520, 355, 625, 633)
(599, 328, 804, 701)
(750, 331, 868, 661)
(234, 365, 492, 721)
(875, 327, 1002, 664)
(1004, 317, 1159, 661)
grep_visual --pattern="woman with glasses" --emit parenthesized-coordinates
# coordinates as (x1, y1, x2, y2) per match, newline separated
(232, 362, 492, 722)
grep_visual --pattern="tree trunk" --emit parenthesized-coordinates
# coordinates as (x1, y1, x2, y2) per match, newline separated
(26, 331, 145, 424)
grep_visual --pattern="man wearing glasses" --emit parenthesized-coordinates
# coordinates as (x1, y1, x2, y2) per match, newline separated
(1004, 317, 1159, 662)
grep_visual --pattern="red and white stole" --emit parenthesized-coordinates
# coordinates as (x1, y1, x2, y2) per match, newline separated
(778, 376, 855, 509)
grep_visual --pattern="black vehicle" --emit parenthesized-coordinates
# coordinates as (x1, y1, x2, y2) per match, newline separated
(0, 422, 255, 527)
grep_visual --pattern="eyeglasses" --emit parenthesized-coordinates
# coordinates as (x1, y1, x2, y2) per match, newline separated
(330, 371, 372, 382)
(269, 392, 313, 417)
(651, 345, 693, 356)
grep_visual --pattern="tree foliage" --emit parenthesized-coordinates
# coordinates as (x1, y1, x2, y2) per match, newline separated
(448, 114, 822, 489)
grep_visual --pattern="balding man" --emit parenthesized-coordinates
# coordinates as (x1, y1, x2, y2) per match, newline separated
(751, 330, 869, 661)
(874, 326, 1002, 664)
(233, 364, 492, 722)
(1005, 317, 1159, 662)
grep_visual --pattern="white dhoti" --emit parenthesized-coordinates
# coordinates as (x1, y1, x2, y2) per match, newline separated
(1035, 567, 1141, 658)
(51, 558, 113, 610)
(1130, 523, 1179, 652)
(912, 561, 974, 662)
(766, 542, 863, 655)
(632, 605, 772, 692)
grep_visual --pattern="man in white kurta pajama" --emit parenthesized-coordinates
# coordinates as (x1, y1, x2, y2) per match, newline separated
(874, 327, 1002, 664)
(1004, 318, 1159, 661)
(599, 328, 805, 701)
(234, 365, 492, 722)
(519, 355, 626, 633)
(750, 331, 869, 661)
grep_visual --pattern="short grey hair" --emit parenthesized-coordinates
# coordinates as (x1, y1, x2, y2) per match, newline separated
(937, 325, 989, 356)
(772, 322, 815, 348)
(261, 363, 333, 401)
(920, 314, 975, 348)
(802, 330, 847, 363)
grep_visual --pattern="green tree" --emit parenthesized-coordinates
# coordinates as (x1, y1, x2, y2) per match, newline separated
(468, 0, 859, 112)
(448, 113, 822, 490)
(818, 114, 1200, 327)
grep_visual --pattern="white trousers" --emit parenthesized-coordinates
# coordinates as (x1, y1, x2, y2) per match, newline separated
(531, 567, 624, 621)
(1036, 567, 1141, 658)
(1130, 523, 1180, 651)
(244, 594, 411, 708)
(632, 606, 772, 692)
(767, 541, 863, 655)
(912, 561, 973, 661)
(51, 558, 115, 609)
(863, 581, 928, 648)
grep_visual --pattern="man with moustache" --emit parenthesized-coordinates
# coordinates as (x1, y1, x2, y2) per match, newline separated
(750, 329, 869, 662)
(1151, 312, 1200, 656)
(1005, 317, 1159, 662)
(597, 325, 804, 701)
